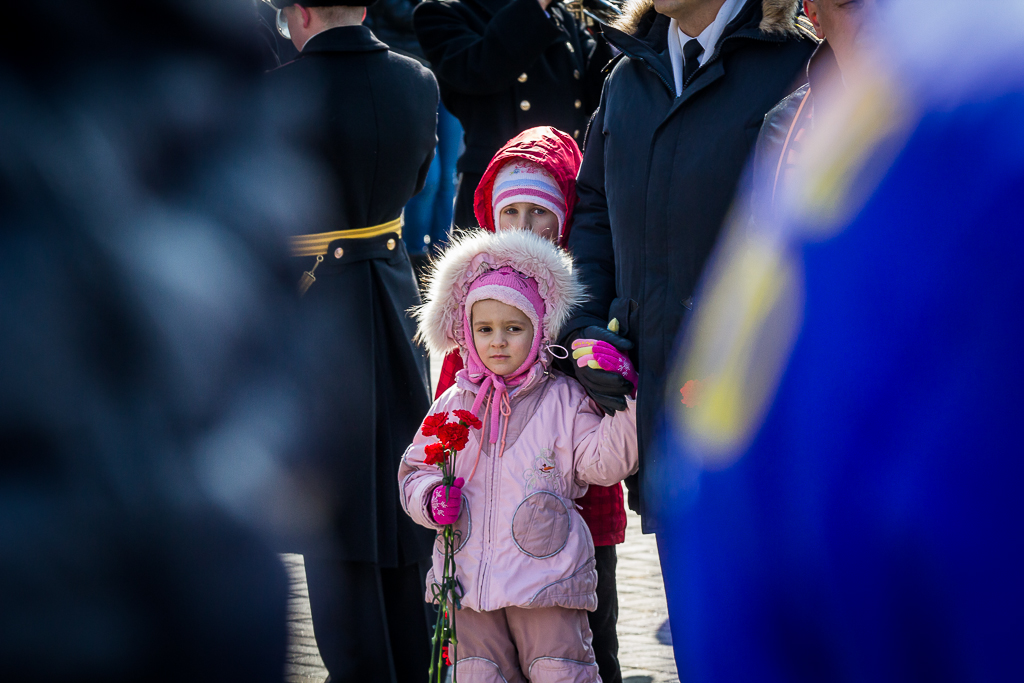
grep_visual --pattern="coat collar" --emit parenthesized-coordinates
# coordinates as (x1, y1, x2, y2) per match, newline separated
(807, 39, 840, 94)
(300, 25, 389, 55)
(460, 0, 511, 19)
(602, 0, 800, 99)
(612, 0, 802, 37)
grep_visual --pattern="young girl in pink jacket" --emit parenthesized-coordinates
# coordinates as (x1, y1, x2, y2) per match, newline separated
(399, 228, 638, 683)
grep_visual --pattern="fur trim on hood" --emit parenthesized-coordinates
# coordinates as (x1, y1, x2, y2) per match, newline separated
(613, 0, 801, 37)
(415, 229, 584, 361)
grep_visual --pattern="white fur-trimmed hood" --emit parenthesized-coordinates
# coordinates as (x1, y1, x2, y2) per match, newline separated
(414, 230, 584, 359)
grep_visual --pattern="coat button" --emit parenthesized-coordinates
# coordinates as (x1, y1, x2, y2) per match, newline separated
(518, 72, 528, 83)
(520, 100, 531, 111)
(574, 99, 582, 109)
(334, 247, 344, 259)
(387, 238, 396, 250)
(566, 41, 574, 52)
(574, 69, 580, 80)
(574, 129, 580, 139)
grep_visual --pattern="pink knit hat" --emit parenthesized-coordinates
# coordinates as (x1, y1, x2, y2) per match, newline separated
(491, 160, 566, 235)
(463, 266, 546, 385)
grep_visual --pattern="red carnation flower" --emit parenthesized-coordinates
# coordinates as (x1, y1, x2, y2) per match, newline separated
(437, 422, 469, 451)
(421, 412, 449, 438)
(679, 379, 706, 408)
(423, 443, 447, 466)
(452, 409, 482, 430)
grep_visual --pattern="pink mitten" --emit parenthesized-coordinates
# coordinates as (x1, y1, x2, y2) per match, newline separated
(572, 339, 638, 397)
(430, 477, 464, 525)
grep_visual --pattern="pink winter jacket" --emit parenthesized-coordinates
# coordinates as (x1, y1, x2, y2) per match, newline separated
(399, 363, 637, 613)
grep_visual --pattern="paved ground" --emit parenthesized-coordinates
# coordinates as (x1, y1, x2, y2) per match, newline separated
(282, 354, 679, 682)
(282, 507, 678, 683)
(616, 511, 679, 683)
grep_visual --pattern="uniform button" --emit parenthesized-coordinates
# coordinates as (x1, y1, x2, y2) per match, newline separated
(387, 238, 396, 250)
(520, 100, 531, 111)
(334, 247, 344, 259)
(566, 41, 574, 52)
(574, 99, 582, 109)
(423, 235, 431, 245)
(574, 129, 580, 139)
(574, 69, 580, 80)
(518, 72, 528, 83)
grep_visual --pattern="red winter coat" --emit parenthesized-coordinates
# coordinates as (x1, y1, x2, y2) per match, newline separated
(433, 126, 625, 546)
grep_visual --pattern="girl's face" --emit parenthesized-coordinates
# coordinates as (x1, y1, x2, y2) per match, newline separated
(471, 299, 535, 376)
(497, 202, 559, 242)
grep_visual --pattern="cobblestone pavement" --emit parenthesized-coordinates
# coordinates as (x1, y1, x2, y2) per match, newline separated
(616, 509, 679, 683)
(282, 507, 678, 683)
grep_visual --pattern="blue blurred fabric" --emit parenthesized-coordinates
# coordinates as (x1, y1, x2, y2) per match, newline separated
(657, 2, 1024, 681)
(404, 101, 462, 253)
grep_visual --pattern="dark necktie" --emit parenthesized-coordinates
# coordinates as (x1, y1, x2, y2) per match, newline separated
(682, 38, 704, 87)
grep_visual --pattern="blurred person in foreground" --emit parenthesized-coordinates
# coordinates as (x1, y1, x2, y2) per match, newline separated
(264, 2, 441, 681)
(413, 0, 612, 230)
(0, 0, 324, 680)
(659, 0, 1024, 679)
(752, 0, 878, 217)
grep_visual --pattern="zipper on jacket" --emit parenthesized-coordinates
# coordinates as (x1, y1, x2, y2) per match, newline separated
(477, 421, 502, 609)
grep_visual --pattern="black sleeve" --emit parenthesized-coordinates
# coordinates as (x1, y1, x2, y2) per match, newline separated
(413, 0, 562, 95)
(413, 76, 441, 196)
(581, 25, 614, 114)
(565, 83, 616, 338)
(373, 0, 417, 32)
(750, 85, 806, 223)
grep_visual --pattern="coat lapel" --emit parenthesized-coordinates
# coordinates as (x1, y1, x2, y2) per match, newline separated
(603, 23, 675, 97)
(300, 25, 389, 55)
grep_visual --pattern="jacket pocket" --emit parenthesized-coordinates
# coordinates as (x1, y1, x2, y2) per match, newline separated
(511, 491, 570, 559)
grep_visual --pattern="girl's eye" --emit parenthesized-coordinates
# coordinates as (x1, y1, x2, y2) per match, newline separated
(508, 326, 522, 332)
(503, 207, 518, 215)
(477, 326, 491, 333)
(532, 207, 548, 215)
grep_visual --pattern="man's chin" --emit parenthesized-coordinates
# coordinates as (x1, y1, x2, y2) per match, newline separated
(652, 0, 686, 18)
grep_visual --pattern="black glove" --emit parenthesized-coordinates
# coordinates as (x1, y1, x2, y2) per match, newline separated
(565, 325, 634, 415)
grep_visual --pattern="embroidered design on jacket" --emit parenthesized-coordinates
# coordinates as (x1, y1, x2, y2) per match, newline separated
(524, 448, 560, 492)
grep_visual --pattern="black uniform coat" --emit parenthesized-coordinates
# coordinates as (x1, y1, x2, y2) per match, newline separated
(268, 26, 438, 566)
(565, 0, 816, 532)
(414, 0, 611, 226)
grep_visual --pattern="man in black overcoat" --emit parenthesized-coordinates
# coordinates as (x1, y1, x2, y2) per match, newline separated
(265, 2, 440, 681)
(414, 0, 612, 228)
(562, 0, 817, 534)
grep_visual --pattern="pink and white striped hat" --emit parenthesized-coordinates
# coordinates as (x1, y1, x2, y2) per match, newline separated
(491, 160, 566, 234)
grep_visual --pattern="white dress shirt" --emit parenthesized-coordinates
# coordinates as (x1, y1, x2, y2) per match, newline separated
(667, 0, 745, 96)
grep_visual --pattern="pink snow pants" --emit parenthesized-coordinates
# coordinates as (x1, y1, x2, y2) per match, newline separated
(453, 605, 600, 683)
